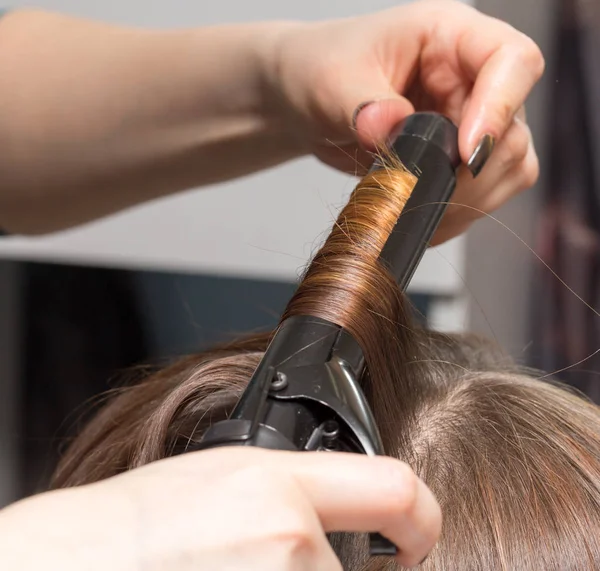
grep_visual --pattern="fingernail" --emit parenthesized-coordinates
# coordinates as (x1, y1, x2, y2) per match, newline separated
(467, 134, 495, 178)
(352, 101, 376, 130)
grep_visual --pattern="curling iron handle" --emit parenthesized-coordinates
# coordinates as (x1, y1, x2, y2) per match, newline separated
(199, 418, 397, 558)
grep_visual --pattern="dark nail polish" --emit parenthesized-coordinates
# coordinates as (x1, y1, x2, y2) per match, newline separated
(352, 101, 376, 130)
(467, 134, 495, 177)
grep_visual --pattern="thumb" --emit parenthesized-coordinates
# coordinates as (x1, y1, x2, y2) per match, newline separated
(352, 96, 415, 151)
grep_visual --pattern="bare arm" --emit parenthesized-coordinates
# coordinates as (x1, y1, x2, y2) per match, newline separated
(0, 3, 545, 243)
(0, 10, 301, 234)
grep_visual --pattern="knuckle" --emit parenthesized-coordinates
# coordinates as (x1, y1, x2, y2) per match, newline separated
(506, 122, 530, 165)
(494, 120, 530, 171)
(518, 35, 546, 79)
(380, 459, 420, 516)
(491, 100, 515, 135)
(271, 511, 321, 564)
(522, 151, 540, 189)
(234, 465, 323, 564)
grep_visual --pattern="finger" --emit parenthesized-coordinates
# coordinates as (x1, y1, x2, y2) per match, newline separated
(461, 115, 531, 201)
(455, 15, 545, 164)
(460, 141, 538, 224)
(431, 116, 536, 245)
(471, 116, 536, 211)
(478, 114, 532, 176)
(503, 136, 540, 197)
(430, 217, 471, 247)
(185, 448, 441, 567)
(352, 97, 415, 151)
(450, 117, 532, 214)
(278, 451, 442, 568)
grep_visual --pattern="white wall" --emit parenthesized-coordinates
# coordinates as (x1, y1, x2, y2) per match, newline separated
(0, 0, 469, 295)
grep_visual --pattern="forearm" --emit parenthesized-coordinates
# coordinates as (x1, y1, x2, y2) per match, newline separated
(0, 485, 134, 570)
(0, 10, 303, 234)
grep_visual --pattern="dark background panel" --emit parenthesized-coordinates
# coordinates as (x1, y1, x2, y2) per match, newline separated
(11, 261, 433, 497)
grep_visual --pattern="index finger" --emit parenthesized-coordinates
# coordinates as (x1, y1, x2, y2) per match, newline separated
(281, 451, 442, 568)
(181, 446, 441, 567)
(456, 13, 545, 164)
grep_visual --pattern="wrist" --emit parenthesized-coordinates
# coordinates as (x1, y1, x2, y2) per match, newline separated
(255, 20, 314, 153)
(173, 21, 310, 172)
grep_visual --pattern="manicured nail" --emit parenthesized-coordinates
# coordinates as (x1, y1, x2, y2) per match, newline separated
(352, 101, 376, 130)
(467, 134, 495, 178)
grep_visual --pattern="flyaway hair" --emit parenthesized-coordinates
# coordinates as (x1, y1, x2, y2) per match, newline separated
(52, 151, 600, 570)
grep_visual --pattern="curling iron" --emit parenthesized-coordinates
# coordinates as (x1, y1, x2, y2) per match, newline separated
(192, 112, 461, 557)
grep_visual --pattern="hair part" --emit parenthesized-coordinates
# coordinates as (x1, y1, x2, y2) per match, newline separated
(52, 154, 600, 570)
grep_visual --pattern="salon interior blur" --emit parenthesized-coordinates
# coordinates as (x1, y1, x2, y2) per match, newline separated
(0, 0, 596, 507)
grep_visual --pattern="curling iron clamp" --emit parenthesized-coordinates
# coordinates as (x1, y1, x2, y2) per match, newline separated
(192, 112, 461, 557)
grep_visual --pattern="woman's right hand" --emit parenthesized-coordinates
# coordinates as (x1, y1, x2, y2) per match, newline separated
(0, 448, 441, 570)
(269, 0, 544, 245)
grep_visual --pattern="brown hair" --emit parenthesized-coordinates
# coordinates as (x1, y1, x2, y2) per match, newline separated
(52, 156, 600, 569)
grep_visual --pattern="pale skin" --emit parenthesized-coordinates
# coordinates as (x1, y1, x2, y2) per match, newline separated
(0, 449, 440, 570)
(0, 0, 545, 568)
(0, 0, 543, 237)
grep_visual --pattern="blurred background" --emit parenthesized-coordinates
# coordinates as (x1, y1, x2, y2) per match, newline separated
(2, 0, 596, 507)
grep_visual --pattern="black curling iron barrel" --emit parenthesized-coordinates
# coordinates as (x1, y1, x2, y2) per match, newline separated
(377, 112, 461, 290)
(192, 112, 461, 557)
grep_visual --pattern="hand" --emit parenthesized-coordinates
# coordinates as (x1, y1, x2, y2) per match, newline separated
(12, 448, 440, 570)
(268, 0, 544, 244)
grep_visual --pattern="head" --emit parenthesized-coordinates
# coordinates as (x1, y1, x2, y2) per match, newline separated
(52, 156, 600, 569)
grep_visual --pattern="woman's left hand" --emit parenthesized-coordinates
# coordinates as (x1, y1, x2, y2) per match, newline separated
(267, 0, 544, 244)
